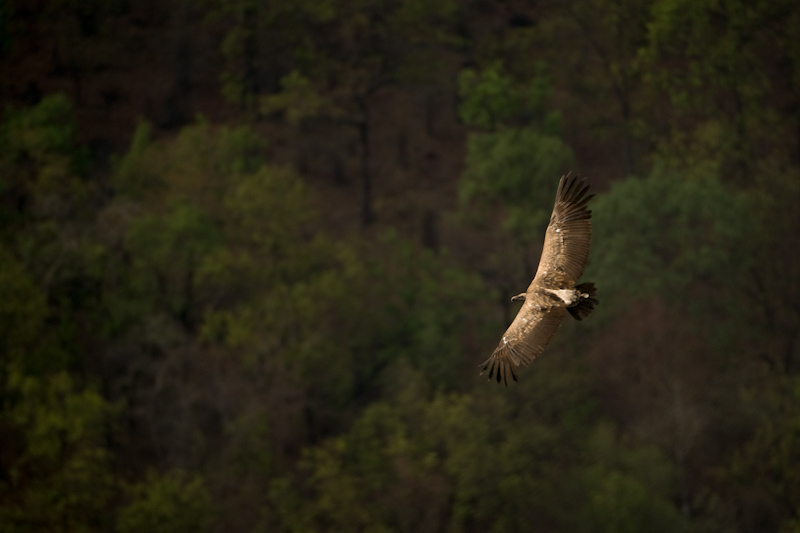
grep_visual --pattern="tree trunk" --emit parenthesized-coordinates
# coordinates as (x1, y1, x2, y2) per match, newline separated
(619, 91, 634, 176)
(240, 1, 260, 113)
(356, 96, 374, 226)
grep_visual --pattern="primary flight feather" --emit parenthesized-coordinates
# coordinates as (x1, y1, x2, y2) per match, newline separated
(480, 173, 598, 386)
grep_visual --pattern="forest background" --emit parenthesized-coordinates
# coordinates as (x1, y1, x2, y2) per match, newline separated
(1, 0, 799, 531)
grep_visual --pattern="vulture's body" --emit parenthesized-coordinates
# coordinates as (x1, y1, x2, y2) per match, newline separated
(480, 174, 598, 385)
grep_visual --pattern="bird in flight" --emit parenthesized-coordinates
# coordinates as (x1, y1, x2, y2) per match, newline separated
(480, 173, 598, 385)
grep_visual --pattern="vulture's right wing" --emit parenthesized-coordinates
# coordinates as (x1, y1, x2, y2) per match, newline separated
(479, 300, 567, 386)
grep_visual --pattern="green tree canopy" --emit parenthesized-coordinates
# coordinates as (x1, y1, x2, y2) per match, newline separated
(586, 164, 752, 313)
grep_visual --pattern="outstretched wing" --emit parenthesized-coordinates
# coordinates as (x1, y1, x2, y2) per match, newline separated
(479, 300, 567, 386)
(530, 174, 594, 288)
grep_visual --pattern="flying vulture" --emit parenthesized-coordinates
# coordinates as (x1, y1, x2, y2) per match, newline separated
(480, 173, 598, 385)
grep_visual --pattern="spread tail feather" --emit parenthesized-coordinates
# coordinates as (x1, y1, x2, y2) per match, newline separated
(568, 282, 598, 321)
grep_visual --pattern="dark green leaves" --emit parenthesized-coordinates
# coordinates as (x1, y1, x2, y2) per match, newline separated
(460, 127, 576, 243)
(587, 164, 752, 311)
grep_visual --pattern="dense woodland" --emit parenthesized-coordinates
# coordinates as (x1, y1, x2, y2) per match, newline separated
(1, 0, 800, 531)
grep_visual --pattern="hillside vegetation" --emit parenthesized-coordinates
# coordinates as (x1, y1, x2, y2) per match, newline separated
(1, 1, 799, 531)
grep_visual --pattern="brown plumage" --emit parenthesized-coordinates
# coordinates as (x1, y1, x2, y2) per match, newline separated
(480, 173, 598, 385)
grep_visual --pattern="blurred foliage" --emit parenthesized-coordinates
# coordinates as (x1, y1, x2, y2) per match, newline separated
(0, 93, 90, 228)
(704, 378, 800, 532)
(213, 0, 458, 114)
(458, 62, 560, 131)
(0, 246, 47, 368)
(586, 163, 752, 313)
(0, 367, 116, 532)
(117, 470, 213, 533)
(267, 389, 691, 532)
(1, 0, 800, 531)
(261, 70, 330, 124)
(458, 62, 576, 246)
(642, 0, 800, 180)
(460, 127, 575, 244)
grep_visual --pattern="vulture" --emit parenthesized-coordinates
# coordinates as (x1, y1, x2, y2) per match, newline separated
(480, 173, 598, 386)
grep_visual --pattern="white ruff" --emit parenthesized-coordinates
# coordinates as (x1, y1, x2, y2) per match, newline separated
(544, 288, 578, 305)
